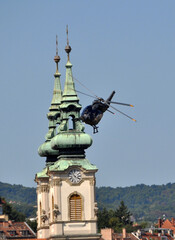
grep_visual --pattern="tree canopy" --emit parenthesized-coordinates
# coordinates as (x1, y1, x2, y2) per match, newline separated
(97, 201, 133, 232)
(1, 197, 25, 222)
(1, 181, 175, 222)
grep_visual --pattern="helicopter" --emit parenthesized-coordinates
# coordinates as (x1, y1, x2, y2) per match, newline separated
(71, 75, 136, 134)
(80, 90, 136, 133)
(80, 91, 115, 133)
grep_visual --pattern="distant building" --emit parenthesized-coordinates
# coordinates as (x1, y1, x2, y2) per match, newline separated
(100, 228, 137, 240)
(101, 228, 174, 240)
(133, 228, 174, 240)
(0, 198, 36, 239)
(0, 221, 36, 239)
(158, 218, 175, 235)
(0, 198, 8, 222)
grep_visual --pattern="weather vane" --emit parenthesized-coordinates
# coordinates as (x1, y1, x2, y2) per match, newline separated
(54, 35, 60, 72)
(56, 35, 58, 56)
(65, 25, 71, 60)
(66, 25, 69, 46)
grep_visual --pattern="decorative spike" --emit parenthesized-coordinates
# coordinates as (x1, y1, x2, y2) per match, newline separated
(65, 25, 72, 60)
(56, 35, 58, 56)
(66, 25, 69, 46)
(38, 37, 62, 160)
(54, 35, 60, 73)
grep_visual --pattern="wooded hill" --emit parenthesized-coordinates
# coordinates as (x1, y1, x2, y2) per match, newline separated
(1, 181, 175, 222)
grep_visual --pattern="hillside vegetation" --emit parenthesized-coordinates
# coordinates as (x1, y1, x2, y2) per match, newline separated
(96, 183, 175, 222)
(0, 182, 36, 218)
(1, 181, 175, 222)
(0, 182, 36, 204)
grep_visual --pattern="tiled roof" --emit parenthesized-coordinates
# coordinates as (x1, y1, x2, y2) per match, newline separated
(140, 232, 174, 240)
(0, 221, 36, 239)
(112, 232, 138, 240)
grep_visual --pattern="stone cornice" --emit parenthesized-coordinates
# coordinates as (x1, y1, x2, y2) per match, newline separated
(49, 219, 97, 226)
(51, 179, 62, 187)
(37, 184, 50, 193)
(37, 225, 49, 231)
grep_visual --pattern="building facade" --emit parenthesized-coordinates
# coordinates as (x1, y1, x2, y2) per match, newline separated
(35, 33, 100, 240)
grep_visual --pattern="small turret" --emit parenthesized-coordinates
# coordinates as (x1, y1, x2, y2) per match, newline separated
(38, 36, 62, 164)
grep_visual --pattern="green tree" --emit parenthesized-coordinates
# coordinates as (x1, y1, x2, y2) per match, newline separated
(109, 217, 122, 232)
(114, 201, 132, 225)
(2, 198, 26, 222)
(97, 201, 134, 232)
(97, 208, 110, 229)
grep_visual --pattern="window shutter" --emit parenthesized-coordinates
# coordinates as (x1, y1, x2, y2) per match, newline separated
(70, 194, 82, 220)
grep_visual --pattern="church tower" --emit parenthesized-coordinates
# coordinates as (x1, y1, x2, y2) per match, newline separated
(35, 29, 100, 240)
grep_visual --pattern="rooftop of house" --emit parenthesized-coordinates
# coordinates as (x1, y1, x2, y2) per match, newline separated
(0, 221, 36, 239)
(100, 228, 138, 240)
(101, 227, 175, 240)
(133, 228, 174, 240)
(158, 218, 175, 230)
(138, 232, 173, 240)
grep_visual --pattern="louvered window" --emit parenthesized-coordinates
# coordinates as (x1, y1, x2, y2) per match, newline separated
(70, 194, 82, 220)
(52, 195, 54, 210)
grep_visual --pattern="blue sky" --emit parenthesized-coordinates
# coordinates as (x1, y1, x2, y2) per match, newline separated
(0, 0, 175, 188)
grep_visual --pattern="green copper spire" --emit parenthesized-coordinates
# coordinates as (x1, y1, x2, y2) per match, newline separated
(38, 36, 62, 163)
(44, 35, 62, 140)
(50, 27, 92, 159)
(49, 35, 62, 112)
(62, 25, 79, 102)
(37, 29, 97, 179)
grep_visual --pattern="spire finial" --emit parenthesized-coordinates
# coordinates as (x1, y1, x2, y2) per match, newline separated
(56, 35, 58, 56)
(66, 25, 69, 46)
(54, 35, 60, 72)
(65, 25, 71, 60)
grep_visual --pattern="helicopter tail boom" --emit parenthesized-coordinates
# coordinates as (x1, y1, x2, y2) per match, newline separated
(106, 91, 116, 103)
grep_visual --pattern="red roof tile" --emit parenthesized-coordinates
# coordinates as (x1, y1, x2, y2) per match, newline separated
(0, 221, 36, 239)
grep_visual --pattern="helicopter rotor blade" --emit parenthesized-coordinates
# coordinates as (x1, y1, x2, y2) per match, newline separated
(71, 74, 113, 103)
(71, 75, 99, 99)
(108, 101, 134, 107)
(70, 74, 136, 122)
(75, 89, 115, 115)
(107, 109, 115, 114)
(102, 100, 136, 122)
(73, 89, 97, 99)
(109, 104, 136, 122)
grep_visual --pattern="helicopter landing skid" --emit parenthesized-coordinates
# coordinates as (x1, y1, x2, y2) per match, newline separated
(93, 125, 99, 134)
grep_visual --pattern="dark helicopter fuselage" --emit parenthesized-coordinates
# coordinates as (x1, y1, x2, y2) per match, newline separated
(80, 91, 115, 132)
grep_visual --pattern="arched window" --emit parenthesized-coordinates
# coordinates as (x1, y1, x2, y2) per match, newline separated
(40, 201, 42, 223)
(52, 195, 54, 210)
(68, 116, 75, 130)
(40, 202, 42, 214)
(69, 194, 82, 221)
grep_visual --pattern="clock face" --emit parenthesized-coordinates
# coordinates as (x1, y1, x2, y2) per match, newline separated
(68, 169, 82, 184)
